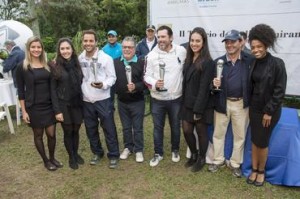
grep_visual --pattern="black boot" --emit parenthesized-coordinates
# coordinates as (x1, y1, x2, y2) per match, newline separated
(69, 155, 79, 170)
(184, 153, 198, 168)
(191, 155, 205, 172)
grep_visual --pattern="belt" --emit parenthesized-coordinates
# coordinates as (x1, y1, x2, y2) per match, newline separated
(227, 97, 243, 101)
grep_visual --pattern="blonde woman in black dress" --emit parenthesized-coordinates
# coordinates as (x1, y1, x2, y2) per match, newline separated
(16, 36, 62, 171)
(247, 24, 287, 186)
(49, 38, 84, 170)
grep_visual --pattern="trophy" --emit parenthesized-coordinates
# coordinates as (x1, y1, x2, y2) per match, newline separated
(158, 60, 167, 92)
(214, 59, 224, 91)
(125, 65, 134, 93)
(91, 57, 101, 85)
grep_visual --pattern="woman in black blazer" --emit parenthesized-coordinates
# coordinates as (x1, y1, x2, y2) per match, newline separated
(49, 38, 84, 170)
(16, 36, 62, 171)
(181, 27, 215, 172)
(246, 24, 287, 186)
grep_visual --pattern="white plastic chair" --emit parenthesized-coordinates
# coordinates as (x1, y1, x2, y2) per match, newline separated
(0, 102, 15, 134)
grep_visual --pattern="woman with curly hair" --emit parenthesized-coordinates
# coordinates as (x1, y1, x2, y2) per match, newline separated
(246, 24, 287, 186)
(181, 27, 215, 172)
(49, 38, 84, 170)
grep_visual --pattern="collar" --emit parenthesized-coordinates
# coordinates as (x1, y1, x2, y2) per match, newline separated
(226, 53, 241, 65)
(120, 55, 138, 66)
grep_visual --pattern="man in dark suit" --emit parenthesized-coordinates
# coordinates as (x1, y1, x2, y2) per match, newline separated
(3, 40, 25, 87)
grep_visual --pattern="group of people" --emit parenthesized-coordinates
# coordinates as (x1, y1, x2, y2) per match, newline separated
(4, 23, 286, 187)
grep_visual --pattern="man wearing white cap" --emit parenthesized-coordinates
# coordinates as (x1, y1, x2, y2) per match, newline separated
(136, 25, 158, 60)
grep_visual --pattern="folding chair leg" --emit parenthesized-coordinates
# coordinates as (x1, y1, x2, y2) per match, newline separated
(4, 104, 15, 134)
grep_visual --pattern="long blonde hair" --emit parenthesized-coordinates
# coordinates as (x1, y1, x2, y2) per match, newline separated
(23, 36, 49, 71)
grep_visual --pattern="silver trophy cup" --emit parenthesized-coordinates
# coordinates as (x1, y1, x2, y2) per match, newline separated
(158, 60, 167, 92)
(125, 65, 132, 84)
(214, 59, 224, 91)
(125, 65, 134, 93)
(91, 58, 101, 85)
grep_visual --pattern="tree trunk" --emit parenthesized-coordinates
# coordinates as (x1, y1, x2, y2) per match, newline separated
(28, 0, 40, 37)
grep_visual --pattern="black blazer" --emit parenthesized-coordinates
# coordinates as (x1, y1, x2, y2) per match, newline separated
(249, 52, 287, 115)
(182, 59, 215, 117)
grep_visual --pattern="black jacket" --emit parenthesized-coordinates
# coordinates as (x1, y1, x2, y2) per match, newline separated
(114, 58, 146, 103)
(214, 51, 254, 114)
(182, 60, 215, 118)
(249, 52, 287, 115)
(49, 61, 83, 114)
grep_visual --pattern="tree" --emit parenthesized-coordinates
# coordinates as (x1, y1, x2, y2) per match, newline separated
(39, 0, 99, 39)
(0, 0, 28, 21)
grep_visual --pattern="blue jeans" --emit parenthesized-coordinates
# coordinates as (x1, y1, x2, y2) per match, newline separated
(151, 97, 181, 156)
(83, 98, 120, 159)
(118, 100, 145, 152)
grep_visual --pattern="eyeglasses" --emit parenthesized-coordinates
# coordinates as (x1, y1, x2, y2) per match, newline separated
(122, 46, 135, 49)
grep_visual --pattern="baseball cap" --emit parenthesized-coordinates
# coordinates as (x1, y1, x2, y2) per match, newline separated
(222, 30, 241, 42)
(146, 25, 156, 31)
(107, 30, 117, 36)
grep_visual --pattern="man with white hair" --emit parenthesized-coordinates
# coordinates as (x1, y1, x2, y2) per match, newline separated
(3, 40, 25, 86)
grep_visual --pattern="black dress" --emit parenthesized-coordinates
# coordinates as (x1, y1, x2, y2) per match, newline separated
(249, 53, 283, 148)
(26, 68, 56, 128)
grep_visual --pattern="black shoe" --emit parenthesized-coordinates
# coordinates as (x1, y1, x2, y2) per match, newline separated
(51, 159, 63, 168)
(109, 158, 118, 169)
(44, 161, 57, 171)
(69, 158, 79, 170)
(76, 154, 85, 165)
(184, 153, 197, 168)
(246, 168, 258, 184)
(191, 156, 205, 172)
(254, 170, 265, 187)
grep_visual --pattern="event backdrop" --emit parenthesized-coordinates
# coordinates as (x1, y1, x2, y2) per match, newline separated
(150, 0, 300, 96)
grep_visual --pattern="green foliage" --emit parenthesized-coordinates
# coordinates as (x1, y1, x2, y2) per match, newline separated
(0, 49, 9, 60)
(46, 52, 56, 62)
(0, 0, 28, 21)
(283, 96, 300, 109)
(42, 36, 56, 53)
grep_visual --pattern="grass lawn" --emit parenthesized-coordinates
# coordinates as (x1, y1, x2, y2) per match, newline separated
(0, 105, 300, 199)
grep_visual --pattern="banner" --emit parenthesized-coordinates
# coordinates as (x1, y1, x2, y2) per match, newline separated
(150, 0, 300, 95)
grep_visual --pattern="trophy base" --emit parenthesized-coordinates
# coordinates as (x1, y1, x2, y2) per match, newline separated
(93, 82, 102, 85)
(213, 88, 222, 92)
(157, 88, 168, 92)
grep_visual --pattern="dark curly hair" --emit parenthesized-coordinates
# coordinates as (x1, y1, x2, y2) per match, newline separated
(248, 24, 277, 51)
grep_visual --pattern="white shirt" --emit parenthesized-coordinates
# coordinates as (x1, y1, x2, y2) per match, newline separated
(144, 44, 187, 100)
(79, 48, 116, 103)
(146, 38, 155, 51)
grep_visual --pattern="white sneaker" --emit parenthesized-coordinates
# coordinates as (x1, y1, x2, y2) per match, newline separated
(120, 148, 132, 160)
(135, 152, 144, 163)
(149, 154, 163, 167)
(172, 151, 180, 162)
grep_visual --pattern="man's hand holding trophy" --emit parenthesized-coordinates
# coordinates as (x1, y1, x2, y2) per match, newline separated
(156, 60, 168, 92)
(90, 57, 103, 88)
(213, 59, 224, 92)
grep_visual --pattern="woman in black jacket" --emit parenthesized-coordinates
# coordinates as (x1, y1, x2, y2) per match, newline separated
(246, 24, 287, 186)
(49, 38, 84, 170)
(16, 36, 62, 171)
(181, 27, 215, 172)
